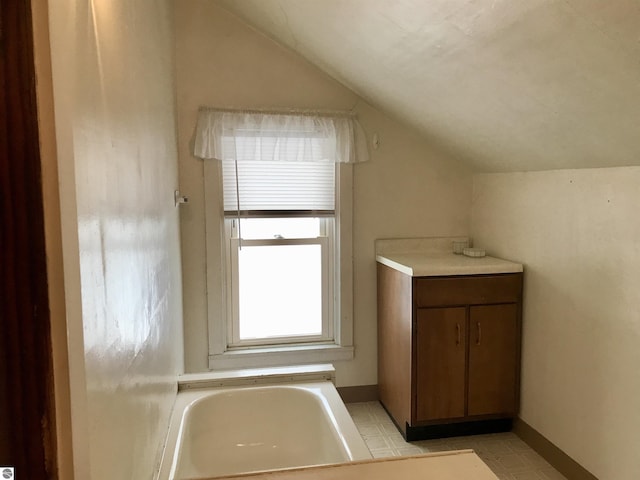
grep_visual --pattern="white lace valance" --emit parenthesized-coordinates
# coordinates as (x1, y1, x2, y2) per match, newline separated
(193, 108, 369, 164)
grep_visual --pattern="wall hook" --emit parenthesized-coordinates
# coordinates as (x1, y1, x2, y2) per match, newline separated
(174, 190, 189, 207)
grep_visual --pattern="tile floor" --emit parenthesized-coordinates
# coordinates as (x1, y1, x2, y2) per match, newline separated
(346, 402, 567, 480)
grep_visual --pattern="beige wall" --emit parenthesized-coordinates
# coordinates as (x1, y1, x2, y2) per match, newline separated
(48, 1, 183, 479)
(471, 168, 640, 480)
(175, 1, 472, 385)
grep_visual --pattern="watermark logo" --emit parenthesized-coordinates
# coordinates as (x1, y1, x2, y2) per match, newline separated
(1, 468, 14, 479)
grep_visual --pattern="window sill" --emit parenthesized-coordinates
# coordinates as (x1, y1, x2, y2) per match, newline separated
(208, 343, 354, 370)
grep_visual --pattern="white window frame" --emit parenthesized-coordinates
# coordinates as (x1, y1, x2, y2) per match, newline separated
(203, 160, 354, 370)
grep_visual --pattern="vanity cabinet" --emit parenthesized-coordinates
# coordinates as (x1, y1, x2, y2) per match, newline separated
(377, 263, 523, 440)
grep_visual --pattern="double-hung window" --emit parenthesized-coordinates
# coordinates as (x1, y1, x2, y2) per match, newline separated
(222, 158, 336, 347)
(194, 109, 368, 369)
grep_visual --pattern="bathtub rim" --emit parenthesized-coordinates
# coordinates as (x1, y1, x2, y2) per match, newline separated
(156, 380, 372, 480)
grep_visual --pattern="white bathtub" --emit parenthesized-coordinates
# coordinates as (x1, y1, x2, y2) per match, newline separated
(157, 381, 372, 479)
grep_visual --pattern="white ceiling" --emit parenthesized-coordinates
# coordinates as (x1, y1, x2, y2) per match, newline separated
(217, 0, 640, 172)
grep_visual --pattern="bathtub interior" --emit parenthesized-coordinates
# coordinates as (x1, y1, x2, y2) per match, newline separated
(157, 378, 371, 480)
(175, 386, 349, 478)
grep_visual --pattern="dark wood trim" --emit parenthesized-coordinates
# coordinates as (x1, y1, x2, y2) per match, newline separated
(0, 1, 57, 478)
(337, 385, 379, 403)
(31, 0, 74, 476)
(513, 417, 598, 480)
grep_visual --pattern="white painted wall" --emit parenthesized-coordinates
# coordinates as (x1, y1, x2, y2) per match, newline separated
(471, 168, 640, 480)
(48, 1, 183, 479)
(175, 1, 472, 386)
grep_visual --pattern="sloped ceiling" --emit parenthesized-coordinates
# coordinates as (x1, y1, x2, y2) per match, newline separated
(217, 0, 640, 172)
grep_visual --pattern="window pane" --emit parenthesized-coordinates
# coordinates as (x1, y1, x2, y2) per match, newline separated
(240, 218, 320, 239)
(238, 244, 322, 340)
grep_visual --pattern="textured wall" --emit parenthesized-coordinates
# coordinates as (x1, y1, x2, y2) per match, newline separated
(471, 168, 640, 480)
(219, 0, 640, 173)
(48, 1, 183, 479)
(175, 1, 472, 386)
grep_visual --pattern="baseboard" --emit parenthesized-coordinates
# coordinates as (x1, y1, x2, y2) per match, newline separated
(336, 384, 378, 403)
(513, 417, 598, 480)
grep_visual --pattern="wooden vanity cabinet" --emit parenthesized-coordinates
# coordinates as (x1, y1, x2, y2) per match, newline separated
(377, 263, 523, 440)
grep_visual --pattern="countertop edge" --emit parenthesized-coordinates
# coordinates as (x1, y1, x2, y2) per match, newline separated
(376, 254, 523, 277)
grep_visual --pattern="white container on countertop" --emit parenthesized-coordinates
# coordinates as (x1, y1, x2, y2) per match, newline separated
(463, 247, 486, 258)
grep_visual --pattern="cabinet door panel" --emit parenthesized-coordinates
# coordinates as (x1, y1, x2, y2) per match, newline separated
(468, 304, 518, 416)
(415, 307, 466, 422)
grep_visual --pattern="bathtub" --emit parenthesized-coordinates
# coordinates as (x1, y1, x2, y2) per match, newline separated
(157, 380, 372, 479)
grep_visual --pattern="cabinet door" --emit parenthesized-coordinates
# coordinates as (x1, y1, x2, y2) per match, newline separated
(468, 304, 518, 417)
(415, 307, 466, 422)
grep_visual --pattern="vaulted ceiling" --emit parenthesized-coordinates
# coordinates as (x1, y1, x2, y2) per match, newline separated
(218, 0, 640, 172)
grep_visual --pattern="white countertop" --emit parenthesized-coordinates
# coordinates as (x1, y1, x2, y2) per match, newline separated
(376, 252, 523, 277)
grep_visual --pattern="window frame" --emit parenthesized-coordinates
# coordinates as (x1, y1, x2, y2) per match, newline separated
(224, 218, 334, 347)
(203, 160, 354, 370)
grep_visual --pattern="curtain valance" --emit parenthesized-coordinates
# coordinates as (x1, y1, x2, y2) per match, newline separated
(193, 108, 369, 164)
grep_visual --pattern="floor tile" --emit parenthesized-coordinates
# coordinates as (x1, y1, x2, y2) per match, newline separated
(369, 448, 396, 459)
(346, 401, 567, 480)
(363, 434, 391, 450)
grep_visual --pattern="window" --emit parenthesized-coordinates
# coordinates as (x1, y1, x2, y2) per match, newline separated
(222, 157, 336, 347)
(194, 109, 368, 369)
(232, 218, 327, 342)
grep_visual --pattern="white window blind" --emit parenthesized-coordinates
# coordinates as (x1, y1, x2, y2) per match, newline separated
(222, 160, 335, 214)
(222, 159, 335, 214)
(221, 131, 336, 215)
